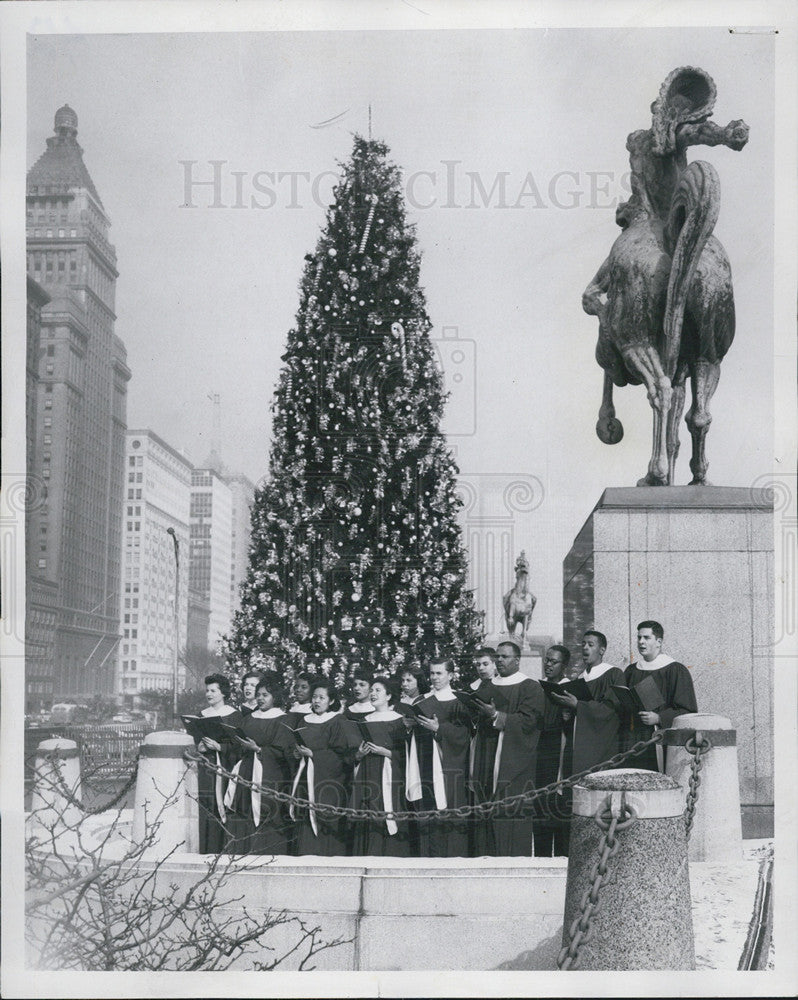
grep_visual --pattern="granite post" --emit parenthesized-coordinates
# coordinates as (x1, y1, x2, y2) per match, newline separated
(561, 768, 695, 970)
(131, 731, 199, 857)
(28, 738, 83, 845)
(665, 713, 743, 863)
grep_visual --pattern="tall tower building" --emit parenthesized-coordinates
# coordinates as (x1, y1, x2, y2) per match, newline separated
(189, 469, 233, 650)
(226, 473, 255, 619)
(26, 104, 131, 702)
(118, 431, 191, 700)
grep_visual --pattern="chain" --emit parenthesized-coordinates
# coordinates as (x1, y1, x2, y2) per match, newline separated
(43, 751, 140, 816)
(183, 731, 665, 824)
(683, 734, 710, 840)
(557, 795, 638, 970)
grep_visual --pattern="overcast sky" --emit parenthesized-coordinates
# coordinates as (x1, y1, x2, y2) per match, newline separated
(25, 23, 776, 640)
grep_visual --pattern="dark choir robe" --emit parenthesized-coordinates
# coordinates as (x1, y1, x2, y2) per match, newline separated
(239, 702, 258, 718)
(405, 690, 472, 858)
(290, 712, 352, 856)
(224, 709, 294, 854)
(533, 676, 570, 857)
(284, 701, 314, 731)
(350, 711, 410, 857)
(470, 673, 545, 857)
(563, 663, 624, 778)
(619, 655, 698, 771)
(195, 704, 244, 854)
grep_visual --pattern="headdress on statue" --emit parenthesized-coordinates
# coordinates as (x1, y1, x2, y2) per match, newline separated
(650, 66, 717, 155)
(514, 550, 530, 574)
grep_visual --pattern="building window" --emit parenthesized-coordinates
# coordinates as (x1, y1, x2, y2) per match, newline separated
(43, 416, 52, 427)
(45, 364, 54, 376)
(38, 558, 46, 569)
(44, 400, 52, 410)
(70, 229, 77, 237)
(58, 229, 65, 238)
(47, 345, 55, 357)
(43, 434, 51, 444)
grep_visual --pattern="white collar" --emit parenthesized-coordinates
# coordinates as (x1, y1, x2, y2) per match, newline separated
(492, 672, 527, 686)
(348, 702, 375, 713)
(583, 661, 617, 681)
(368, 710, 401, 721)
(636, 653, 675, 671)
(304, 711, 337, 724)
(202, 704, 236, 717)
(431, 686, 456, 701)
(289, 702, 313, 714)
(250, 707, 284, 720)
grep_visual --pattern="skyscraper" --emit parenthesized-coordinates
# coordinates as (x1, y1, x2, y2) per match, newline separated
(118, 430, 191, 699)
(226, 473, 256, 619)
(189, 468, 233, 650)
(26, 104, 130, 703)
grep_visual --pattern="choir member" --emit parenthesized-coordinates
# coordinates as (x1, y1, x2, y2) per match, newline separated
(194, 673, 243, 854)
(239, 670, 264, 717)
(224, 675, 294, 854)
(470, 647, 497, 690)
(398, 664, 430, 709)
(290, 679, 351, 856)
(470, 641, 544, 857)
(343, 669, 376, 719)
(620, 620, 698, 771)
(350, 676, 410, 857)
(285, 672, 316, 728)
(551, 630, 623, 776)
(406, 658, 472, 857)
(533, 645, 571, 857)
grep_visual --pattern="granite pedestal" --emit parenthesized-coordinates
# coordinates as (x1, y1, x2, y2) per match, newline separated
(563, 487, 773, 836)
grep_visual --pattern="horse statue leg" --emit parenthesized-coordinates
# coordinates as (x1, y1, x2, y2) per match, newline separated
(686, 359, 721, 484)
(621, 342, 673, 485)
(666, 361, 688, 485)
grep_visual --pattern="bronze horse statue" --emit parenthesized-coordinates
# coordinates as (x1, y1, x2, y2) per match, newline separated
(582, 67, 749, 485)
(503, 550, 536, 648)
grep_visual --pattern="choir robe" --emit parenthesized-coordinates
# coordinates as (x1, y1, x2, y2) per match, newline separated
(470, 673, 545, 857)
(565, 663, 624, 777)
(533, 676, 570, 856)
(290, 712, 352, 856)
(240, 702, 258, 718)
(619, 655, 698, 771)
(195, 704, 244, 854)
(340, 702, 377, 854)
(350, 712, 410, 858)
(284, 702, 313, 731)
(405, 689, 472, 858)
(224, 709, 294, 854)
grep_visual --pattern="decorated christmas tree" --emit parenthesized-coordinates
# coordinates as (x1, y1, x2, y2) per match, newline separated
(225, 136, 483, 692)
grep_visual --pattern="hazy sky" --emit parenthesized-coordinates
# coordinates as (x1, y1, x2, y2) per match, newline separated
(25, 24, 776, 640)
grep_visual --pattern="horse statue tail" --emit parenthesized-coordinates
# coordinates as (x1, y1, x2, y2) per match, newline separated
(662, 159, 721, 379)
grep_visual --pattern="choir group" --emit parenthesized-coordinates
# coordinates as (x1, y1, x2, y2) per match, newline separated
(187, 620, 697, 859)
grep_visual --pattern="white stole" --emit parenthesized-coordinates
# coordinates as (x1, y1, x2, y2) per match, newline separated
(201, 704, 236, 823)
(223, 708, 283, 827)
(288, 711, 336, 836)
(489, 672, 526, 793)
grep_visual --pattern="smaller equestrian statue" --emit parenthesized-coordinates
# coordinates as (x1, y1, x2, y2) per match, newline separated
(582, 67, 749, 485)
(503, 550, 537, 648)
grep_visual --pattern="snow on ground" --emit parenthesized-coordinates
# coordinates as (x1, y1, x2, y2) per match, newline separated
(691, 840, 773, 970)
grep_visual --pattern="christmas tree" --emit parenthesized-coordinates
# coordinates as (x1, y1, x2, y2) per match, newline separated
(225, 136, 483, 692)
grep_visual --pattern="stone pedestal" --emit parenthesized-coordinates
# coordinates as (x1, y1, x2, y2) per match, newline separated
(563, 486, 773, 836)
(485, 631, 555, 679)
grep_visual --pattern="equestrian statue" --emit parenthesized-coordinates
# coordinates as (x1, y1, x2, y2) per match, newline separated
(582, 66, 749, 485)
(503, 550, 537, 648)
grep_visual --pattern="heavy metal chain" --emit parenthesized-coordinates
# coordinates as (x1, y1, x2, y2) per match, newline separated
(683, 734, 710, 840)
(183, 731, 666, 824)
(557, 795, 638, 971)
(43, 751, 140, 816)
